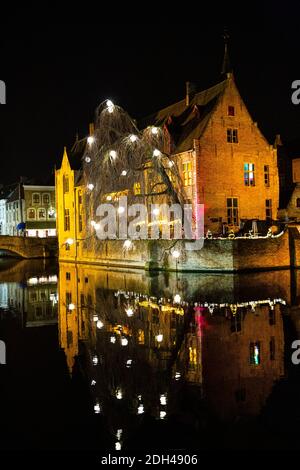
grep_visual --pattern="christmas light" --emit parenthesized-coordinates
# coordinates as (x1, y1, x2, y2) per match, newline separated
(116, 389, 123, 400)
(106, 100, 114, 113)
(87, 183, 94, 191)
(153, 149, 161, 157)
(109, 150, 117, 160)
(92, 356, 98, 365)
(129, 134, 138, 143)
(160, 394, 167, 406)
(106, 195, 112, 201)
(118, 206, 125, 214)
(125, 307, 134, 317)
(110, 336, 116, 343)
(66, 238, 74, 245)
(175, 372, 181, 380)
(97, 320, 104, 329)
(87, 136, 95, 145)
(85, 156, 91, 163)
(121, 170, 127, 176)
(173, 294, 181, 304)
(160, 411, 167, 420)
(93, 314, 99, 322)
(91, 380, 96, 386)
(94, 402, 101, 414)
(156, 334, 163, 343)
(121, 337, 128, 346)
(137, 404, 144, 414)
(172, 250, 180, 259)
(151, 126, 159, 135)
(115, 442, 121, 451)
(126, 359, 132, 367)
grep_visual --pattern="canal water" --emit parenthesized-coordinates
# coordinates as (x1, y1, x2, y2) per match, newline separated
(0, 258, 300, 452)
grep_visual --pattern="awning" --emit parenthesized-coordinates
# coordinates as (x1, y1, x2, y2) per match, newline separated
(16, 222, 26, 230)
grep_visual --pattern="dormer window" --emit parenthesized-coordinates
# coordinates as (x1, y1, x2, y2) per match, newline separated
(228, 105, 235, 116)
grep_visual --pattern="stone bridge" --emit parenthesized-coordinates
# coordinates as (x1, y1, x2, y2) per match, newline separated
(0, 235, 58, 258)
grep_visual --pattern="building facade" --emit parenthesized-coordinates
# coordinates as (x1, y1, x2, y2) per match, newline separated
(56, 73, 279, 263)
(0, 198, 6, 235)
(5, 184, 56, 237)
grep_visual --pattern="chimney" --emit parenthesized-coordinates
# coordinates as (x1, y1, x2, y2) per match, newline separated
(186, 81, 190, 107)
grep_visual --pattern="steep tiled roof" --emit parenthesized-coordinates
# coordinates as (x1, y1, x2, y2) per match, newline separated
(141, 79, 228, 153)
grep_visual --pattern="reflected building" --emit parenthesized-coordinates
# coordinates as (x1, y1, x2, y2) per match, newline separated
(58, 262, 286, 447)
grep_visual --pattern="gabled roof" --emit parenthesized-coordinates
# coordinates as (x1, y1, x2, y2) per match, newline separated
(141, 78, 228, 153)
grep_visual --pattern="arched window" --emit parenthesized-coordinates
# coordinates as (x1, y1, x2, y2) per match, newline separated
(38, 208, 46, 220)
(42, 193, 50, 205)
(32, 193, 40, 204)
(27, 208, 36, 220)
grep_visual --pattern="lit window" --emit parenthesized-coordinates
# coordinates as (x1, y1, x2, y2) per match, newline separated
(250, 341, 260, 365)
(266, 199, 272, 221)
(32, 193, 40, 204)
(63, 175, 69, 193)
(42, 193, 50, 205)
(227, 198, 238, 225)
(38, 208, 46, 220)
(183, 162, 192, 186)
(64, 209, 70, 231)
(244, 163, 255, 186)
(228, 105, 235, 116)
(27, 208, 36, 220)
(133, 182, 141, 195)
(227, 128, 238, 143)
(264, 165, 270, 187)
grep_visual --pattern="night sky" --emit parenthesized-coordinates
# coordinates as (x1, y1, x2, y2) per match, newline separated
(1, 9, 300, 184)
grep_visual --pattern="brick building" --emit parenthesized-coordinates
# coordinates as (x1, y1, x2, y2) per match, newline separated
(56, 72, 279, 262)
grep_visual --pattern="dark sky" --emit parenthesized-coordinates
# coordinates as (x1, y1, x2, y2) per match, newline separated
(1, 10, 300, 184)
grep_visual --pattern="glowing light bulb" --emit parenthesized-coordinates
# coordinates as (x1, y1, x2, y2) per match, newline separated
(168, 160, 174, 167)
(173, 294, 181, 304)
(156, 334, 163, 343)
(160, 411, 167, 419)
(68, 303, 75, 311)
(94, 402, 101, 414)
(153, 149, 161, 157)
(92, 355, 98, 365)
(121, 170, 127, 176)
(151, 126, 159, 135)
(175, 372, 181, 381)
(118, 206, 125, 214)
(87, 183, 94, 191)
(123, 239, 132, 249)
(126, 359, 132, 367)
(106, 99, 114, 108)
(97, 320, 104, 329)
(129, 134, 138, 143)
(85, 156, 91, 163)
(121, 337, 128, 346)
(106, 195, 112, 201)
(91, 379, 96, 386)
(125, 307, 134, 317)
(66, 238, 74, 245)
(137, 404, 144, 414)
(115, 442, 121, 451)
(160, 394, 167, 406)
(109, 150, 117, 159)
(87, 136, 95, 145)
(116, 389, 123, 400)
(110, 336, 116, 344)
(93, 315, 99, 322)
(172, 250, 180, 259)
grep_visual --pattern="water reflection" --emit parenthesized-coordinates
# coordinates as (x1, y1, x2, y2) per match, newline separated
(58, 263, 292, 449)
(0, 259, 58, 327)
